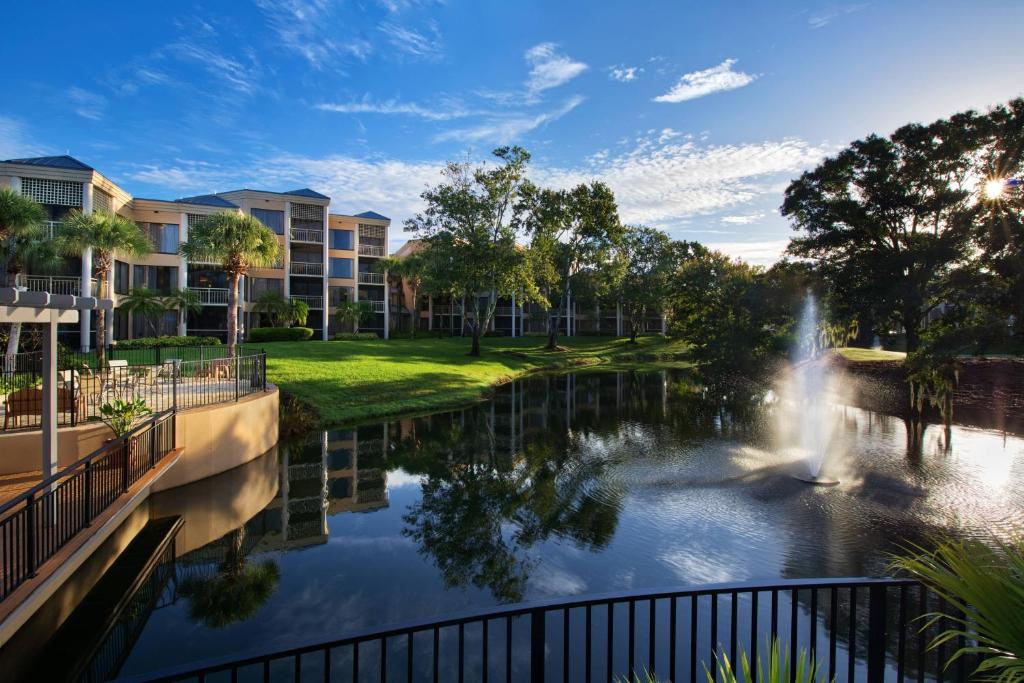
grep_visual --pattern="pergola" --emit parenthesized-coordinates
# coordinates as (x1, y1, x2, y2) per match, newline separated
(0, 287, 113, 479)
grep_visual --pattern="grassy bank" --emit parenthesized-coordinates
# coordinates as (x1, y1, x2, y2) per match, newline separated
(262, 335, 690, 425)
(833, 347, 907, 362)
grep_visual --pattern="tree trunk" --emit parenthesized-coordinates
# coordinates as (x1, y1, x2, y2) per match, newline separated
(547, 290, 568, 351)
(409, 286, 418, 340)
(903, 308, 921, 353)
(228, 274, 240, 357)
(470, 325, 481, 357)
(96, 271, 108, 367)
(5, 270, 20, 363)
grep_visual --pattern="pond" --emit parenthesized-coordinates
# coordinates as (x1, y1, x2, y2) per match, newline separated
(114, 369, 1023, 678)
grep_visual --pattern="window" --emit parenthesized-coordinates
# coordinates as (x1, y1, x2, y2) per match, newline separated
(329, 286, 351, 307)
(248, 277, 283, 302)
(138, 222, 180, 254)
(330, 229, 353, 250)
(114, 261, 131, 295)
(329, 257, 353, 278)
(133, 265, 178, 293)
(251, 208, 285, 235)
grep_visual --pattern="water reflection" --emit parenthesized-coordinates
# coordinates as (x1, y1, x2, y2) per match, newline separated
(113, 369, 1024, 677)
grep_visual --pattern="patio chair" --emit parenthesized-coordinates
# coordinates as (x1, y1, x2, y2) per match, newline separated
(3, 386, 83, 429)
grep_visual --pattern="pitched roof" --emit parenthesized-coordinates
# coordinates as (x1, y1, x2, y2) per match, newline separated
(175, 194, 239, 208)
(354, 210, 390, 221)
(286, 188, 330, 200)
(2, 155, 93, 171)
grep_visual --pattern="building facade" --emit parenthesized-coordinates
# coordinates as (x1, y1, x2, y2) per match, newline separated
(0, 155, 390, 347)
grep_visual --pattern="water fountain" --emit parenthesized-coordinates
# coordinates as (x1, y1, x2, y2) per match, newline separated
(785, 293, 841, 486)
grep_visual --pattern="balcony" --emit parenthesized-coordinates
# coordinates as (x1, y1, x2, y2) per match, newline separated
(15, 274, 98, 297)
(290, 228, 324, 244)
(189, 287, 230, 305)
(290, 295, 323, 309)
(358, 244, 385, 257)
(290, 262, 324, 277)
(432, 305, 464, 315)
(357, 272, 385, 285)
(359, 300, 386, 313)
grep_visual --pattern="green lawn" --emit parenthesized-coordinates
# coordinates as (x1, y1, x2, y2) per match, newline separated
(833, 347, 907, 362)
(262, 335, 691, 425)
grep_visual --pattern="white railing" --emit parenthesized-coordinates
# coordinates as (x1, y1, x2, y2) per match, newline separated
(189, 287, 230, 305)
(44, 221, 63, 238)
(290, 261, 324, 276)
(358, 244, 385, 257)
(358, 272, 385, 285)
(290, 295, 323, 309)
(16, 274, 98, 297)
(360, 300, 386, 313)
(432, 305, 464, 315)
(291, 228, 324, 244)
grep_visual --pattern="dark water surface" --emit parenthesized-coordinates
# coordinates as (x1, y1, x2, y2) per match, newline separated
(113, 370, 1024, 678)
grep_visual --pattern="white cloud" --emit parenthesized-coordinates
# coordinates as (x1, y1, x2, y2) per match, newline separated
(702, 240, 790, 266)
(524, 43, 588, 99)
(317, 97, 471, 121)
(433, 95, 584, 143)
(379, 21, 443, 60)
(720, 212, 766, 225)
(167, 42, 263, 95)
(0, 117, 44, 159)
(654, 59, 756, 103)
(609, 65, 642, 82)
(808, 3, 869, 29)
(254, 0, 372, 67)
(66, 87, 107, 120)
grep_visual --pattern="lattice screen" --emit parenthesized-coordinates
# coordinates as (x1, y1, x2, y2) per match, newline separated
(21, 177, 83, 207)
(186, 213, 209, 228)
(358, 223, 386, 240)
(93, 189, 112, 214)
(291, 203, 324, 222)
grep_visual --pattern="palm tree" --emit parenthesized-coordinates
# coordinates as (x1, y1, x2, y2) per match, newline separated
(377, 253, 426, 338)
(1, 188, 56, 357)
(334, 300, 372, 333)
(179, 214, 279, 356)
(252, 290, 309, 328)
(120, 288, 168, 337)
(163, 288, 202, 335)
(58, 210, 151, 365)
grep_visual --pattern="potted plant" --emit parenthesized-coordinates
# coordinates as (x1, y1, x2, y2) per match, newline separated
(99, 398, 153, 467)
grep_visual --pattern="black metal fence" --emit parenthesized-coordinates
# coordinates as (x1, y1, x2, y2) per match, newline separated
(139, 577, 973, 683)
(1, 351, 267, 431)
(0, 411, 176, 601)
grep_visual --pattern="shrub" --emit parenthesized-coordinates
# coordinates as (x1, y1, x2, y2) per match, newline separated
(333, 332, 380, 341)
(99, 398, 153, 438)
(117, 336, 222, 349)
(249, 327, 314, 342)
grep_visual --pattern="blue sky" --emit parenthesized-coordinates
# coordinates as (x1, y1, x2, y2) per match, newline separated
(2, 0, 1022, 262)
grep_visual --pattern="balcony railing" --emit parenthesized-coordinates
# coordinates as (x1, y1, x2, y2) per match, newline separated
(290, 295, 323, 309)
(135, 577, 972, 683)
(358, 244, 385, 257)
(360, 300, 386, 313)
(290, 261, 324, 276)
(44, 220, 62, 238)
(433, 305, 464, 315)
(188, 287, 229, 305)
(15, 274, 98, 297)
(358, 272, 385, 285)
(290, 228, 324, 244)
(495, 306, 520, 316)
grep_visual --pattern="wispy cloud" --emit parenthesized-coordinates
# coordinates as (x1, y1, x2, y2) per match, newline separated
(720, 212, 766, 225)
(524, 43, 588, 100)
(808, 3, 869, 29)
(254, 0, 372, 68)
(434, 95, 584, 143)
(609, 65, 642, 82)
(654, 59, 756, 103)
(0, 117, 45, 159)
(317, 97, 471, 121)
(67, 87, 107, 120)
(167, 42, 263, 95)
(379, 21, 444, 60)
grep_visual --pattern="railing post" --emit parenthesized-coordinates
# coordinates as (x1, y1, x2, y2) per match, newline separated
(122, 441, 131, 493)
(262, 352, 267, 392)
(867, 584, 887, 683)
(235, 354, 240, 402)
(150, 420, 157, 469)
(83, 461, 93, 526)
(531, 607, 546, 683)
(25, 492, 37, 577)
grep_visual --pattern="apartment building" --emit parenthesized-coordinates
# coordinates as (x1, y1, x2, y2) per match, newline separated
(0, 155, 391, 347)
(389, 239, 667, 337)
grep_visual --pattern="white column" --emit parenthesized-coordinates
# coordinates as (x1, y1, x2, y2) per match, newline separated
(427, 295, 434, 331)
(80, 183, 94, 352)
(283, 201, 291, 301)
(661, 313, 667, 335)
(104, 269, 114, 346)
(511, 291, 516, 337)
(567, 291, 573, 337)
(616, 303, 623, 337)
(383, 268, 390, 339)
(42, 314, 58, 479)
(321, 206, 329, 340)
(178, 212, 189, 336)
(10, 176, 21, 192)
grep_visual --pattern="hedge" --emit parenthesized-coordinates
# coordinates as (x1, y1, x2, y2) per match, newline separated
(249, 327, 315, 342)
(116, 335, 222, 349)
(333, 332, 380, 341)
